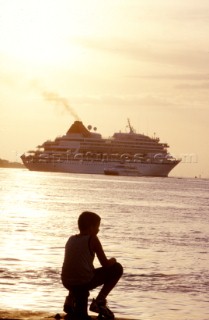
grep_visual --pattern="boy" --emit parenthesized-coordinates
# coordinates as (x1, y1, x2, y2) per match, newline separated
(61, 211, 123, 319)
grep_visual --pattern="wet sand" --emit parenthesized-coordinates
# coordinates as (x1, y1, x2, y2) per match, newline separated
(0, 310, 135, 320)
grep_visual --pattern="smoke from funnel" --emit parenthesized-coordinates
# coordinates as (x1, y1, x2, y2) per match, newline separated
(29, 80, 80, 121)
(42, 91, 80, 121)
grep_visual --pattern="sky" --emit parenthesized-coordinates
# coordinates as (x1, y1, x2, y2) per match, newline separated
(0, 0, 209, 178)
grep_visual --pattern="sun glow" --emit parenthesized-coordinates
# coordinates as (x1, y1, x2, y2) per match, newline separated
(0, 0, 84, 67)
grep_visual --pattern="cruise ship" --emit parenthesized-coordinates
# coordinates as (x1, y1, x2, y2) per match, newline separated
(21, 120, 180, 177)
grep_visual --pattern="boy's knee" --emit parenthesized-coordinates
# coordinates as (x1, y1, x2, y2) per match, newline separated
(113, 262, 123, 277)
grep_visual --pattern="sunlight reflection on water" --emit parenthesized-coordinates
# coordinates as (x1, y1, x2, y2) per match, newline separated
(0, 169, 209, 319)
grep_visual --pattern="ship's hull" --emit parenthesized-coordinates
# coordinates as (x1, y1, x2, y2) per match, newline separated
(22, 159, 179, 177)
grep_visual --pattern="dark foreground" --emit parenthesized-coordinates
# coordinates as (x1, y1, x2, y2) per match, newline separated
(0, 310, 135, 320)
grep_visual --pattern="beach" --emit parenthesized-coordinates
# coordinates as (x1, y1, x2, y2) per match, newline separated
(0, 310, 53, 320)
(0, 310, 135, 320)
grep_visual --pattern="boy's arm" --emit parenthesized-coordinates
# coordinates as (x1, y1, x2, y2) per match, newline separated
(90, 236, 116, 267)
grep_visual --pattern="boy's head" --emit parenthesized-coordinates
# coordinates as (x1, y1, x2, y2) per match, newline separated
(78, 211, 101, 234)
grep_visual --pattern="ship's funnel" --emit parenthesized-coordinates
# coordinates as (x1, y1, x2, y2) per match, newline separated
(67, 121, 91, 137)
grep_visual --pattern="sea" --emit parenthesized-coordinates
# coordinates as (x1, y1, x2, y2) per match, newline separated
(0, 168, 208, 320)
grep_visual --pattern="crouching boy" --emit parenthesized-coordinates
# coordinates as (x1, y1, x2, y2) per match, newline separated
(61, 211, 123, 319)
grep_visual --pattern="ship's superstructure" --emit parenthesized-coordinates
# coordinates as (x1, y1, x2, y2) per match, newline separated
(21, 120, 180, 177)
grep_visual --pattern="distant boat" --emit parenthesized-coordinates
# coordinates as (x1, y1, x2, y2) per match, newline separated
(104, 164, 141, 176)
(21, 119, 181, 177)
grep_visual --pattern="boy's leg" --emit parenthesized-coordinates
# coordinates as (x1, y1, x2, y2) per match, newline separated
(70, 286, 89, 318)
(88, 262, 123, 300)
(88, 262, 123, 318)
(62, 279, 91, 319)
(63, 292, 75, 314)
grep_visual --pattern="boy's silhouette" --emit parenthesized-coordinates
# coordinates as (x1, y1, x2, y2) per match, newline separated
(61, 211, 123, 319)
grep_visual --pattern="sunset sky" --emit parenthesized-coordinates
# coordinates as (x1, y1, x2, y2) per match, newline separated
(1, 0, 209, 178)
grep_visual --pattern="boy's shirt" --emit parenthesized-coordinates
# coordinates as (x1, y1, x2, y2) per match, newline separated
(62, 234, 95, 285)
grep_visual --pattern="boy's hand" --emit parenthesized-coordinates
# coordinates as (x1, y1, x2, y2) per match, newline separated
(92, 235, 117, 267)
(108, 257, 117, 265)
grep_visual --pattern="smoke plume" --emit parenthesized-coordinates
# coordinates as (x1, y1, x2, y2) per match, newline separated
(42, 90, 80, 121)
(29, 80, 80, 121)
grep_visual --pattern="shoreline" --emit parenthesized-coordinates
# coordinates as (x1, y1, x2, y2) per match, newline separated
(0, 309, 136, 320)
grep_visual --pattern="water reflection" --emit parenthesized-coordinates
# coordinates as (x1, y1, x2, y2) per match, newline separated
(0, 169, 209, 319)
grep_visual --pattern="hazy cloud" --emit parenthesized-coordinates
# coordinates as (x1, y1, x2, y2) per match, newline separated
(68, 93, 178, 109)
(74, 37, 209, 71)
(0, 55, 23, 87)
(127, 74, 209, 81)
(175, 82, 209, 90)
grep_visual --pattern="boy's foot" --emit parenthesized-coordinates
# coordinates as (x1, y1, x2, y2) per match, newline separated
(64, 315, 92, 320)
(89, 298, 114, 319)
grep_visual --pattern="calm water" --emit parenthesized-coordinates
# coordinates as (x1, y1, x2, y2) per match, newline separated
(0, 168, 209, 320)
